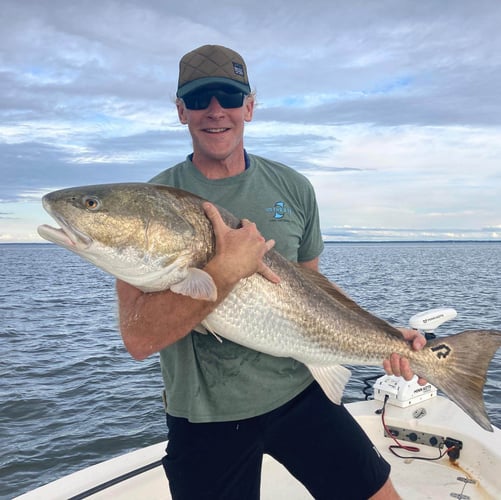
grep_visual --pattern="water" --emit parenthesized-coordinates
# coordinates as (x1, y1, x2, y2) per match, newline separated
(1, 242, 500, 499)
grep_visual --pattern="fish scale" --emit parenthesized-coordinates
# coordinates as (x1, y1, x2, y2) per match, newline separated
(204, 269, 410, 365)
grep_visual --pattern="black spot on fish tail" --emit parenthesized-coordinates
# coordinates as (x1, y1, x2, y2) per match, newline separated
(424, 329, 501, 432)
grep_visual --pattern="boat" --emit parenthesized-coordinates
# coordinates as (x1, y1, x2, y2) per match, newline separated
(14, 309, 501, 499)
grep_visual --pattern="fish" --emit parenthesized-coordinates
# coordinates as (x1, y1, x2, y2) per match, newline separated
(37, 182, 501, 431)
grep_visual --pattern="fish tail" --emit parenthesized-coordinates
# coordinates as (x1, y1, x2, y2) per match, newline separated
(422, 330, 501, 432)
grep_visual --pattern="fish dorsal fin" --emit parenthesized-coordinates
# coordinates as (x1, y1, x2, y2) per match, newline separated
(170, 268, 217, 301)
(307, 364, 352, 405)
(297, 265, 403, 338)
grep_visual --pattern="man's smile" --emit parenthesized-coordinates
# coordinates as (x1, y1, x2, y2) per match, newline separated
(204, 128, 230, 133)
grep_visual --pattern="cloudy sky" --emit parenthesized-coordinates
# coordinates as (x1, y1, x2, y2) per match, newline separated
(1, 0, 500, 242)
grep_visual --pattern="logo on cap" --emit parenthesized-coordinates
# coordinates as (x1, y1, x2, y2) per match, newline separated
(233, 62, 244, 77)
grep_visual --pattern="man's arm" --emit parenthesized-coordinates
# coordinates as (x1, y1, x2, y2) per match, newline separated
(116, 202, 278, 360)
(297, 257, 319, 271)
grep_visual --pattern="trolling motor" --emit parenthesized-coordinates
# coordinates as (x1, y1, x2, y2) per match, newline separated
(373, 307, 457, 407)
(408, 307, 457, 340)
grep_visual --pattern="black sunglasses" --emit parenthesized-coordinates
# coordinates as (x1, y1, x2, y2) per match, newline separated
(182, 89, 247, 110)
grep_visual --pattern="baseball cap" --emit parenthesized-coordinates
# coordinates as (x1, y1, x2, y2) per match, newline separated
(176, 45, 251, 98)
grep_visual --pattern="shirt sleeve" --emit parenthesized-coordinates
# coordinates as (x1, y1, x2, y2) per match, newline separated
(297, 179, 324, 263)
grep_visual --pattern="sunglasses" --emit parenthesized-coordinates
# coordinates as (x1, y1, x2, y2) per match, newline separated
(182, 89, 247, 110)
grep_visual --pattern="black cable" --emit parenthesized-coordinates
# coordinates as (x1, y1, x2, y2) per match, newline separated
(362, 374, 381, 400)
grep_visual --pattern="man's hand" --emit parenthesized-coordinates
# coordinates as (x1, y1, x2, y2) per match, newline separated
(383, 328, 427, 385)
(203, 202, 280, 284)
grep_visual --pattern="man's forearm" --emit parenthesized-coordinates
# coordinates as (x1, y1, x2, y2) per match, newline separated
(116, 256, 240, 360)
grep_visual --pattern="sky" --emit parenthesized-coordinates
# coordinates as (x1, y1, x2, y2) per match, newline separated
(1, 0, 501, 242)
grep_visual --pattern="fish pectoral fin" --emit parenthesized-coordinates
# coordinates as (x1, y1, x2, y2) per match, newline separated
(193, 324, 209, 335)
(170, 268, 217, 301)
(194, 322, 224, 343)
(307, 365, 352, 405)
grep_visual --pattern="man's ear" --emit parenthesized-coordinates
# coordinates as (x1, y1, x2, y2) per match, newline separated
(177, 100, 188, 124)
(244, 95, 255, 123)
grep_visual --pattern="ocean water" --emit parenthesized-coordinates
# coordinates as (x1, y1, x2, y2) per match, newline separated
(1, 242, 500, 499)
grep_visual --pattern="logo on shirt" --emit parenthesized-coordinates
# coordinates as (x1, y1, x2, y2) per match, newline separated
(266, 201, 293, 221)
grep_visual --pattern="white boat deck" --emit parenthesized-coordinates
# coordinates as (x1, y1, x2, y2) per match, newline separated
(351, 398, 500, 499)
(14, 396, 501, 499)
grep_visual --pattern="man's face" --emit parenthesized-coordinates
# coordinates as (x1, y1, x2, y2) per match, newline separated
(177, 87, 254, 164)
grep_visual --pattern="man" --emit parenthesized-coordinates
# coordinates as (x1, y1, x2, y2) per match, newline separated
(116, 45, 425, 499)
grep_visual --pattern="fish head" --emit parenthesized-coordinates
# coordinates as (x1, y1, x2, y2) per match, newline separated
(37, 183, 215, 291)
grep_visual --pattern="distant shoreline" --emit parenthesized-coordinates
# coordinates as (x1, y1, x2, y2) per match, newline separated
(3, 240, 501, 246)
(323, 240, 501, 244)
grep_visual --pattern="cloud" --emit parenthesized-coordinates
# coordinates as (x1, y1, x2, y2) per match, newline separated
(1, 0, 501, 242)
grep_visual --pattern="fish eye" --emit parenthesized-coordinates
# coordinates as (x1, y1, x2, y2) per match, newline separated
(83, 196, 101, 210)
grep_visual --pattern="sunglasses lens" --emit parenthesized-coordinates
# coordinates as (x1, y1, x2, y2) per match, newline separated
(183, 90, 246, 110)
(183, 92, 210, 110)
(218, 91, 246, 108)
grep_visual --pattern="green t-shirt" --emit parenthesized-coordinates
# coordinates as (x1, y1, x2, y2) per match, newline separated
(150, 153, 324, 422)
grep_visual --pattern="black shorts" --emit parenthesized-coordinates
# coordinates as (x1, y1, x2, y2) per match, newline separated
(162, 382, 391, 500)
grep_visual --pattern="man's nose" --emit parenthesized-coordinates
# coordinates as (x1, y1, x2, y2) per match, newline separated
(206, 96, 225, 114)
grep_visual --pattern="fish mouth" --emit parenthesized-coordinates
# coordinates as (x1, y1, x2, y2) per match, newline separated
(38, 202, 92, 249)
(37, 218, 92, 249)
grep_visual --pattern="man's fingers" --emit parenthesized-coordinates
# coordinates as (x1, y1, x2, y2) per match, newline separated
(203, 202, 229, 237)
(399, 357, 414, 381)
(400, 328, 426, 350)
(203, 201, 222, 222)
(384, 352, 428, 386)
(388, 353, 402, 377)
(412, 333, 426, 351)
(203, 203, 280, 283)
(264, 239, 275, 252)
(259, 239, 279, 282)
(258, 263, 281, 284)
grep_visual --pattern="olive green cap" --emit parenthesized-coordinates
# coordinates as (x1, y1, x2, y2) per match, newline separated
(176, 45, 251, 98)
